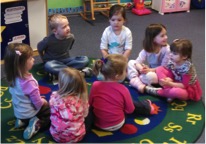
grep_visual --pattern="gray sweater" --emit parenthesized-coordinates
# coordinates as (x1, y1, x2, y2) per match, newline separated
(37, 33, 75, 62)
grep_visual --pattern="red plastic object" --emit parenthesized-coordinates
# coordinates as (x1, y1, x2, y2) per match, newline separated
(132, 7, 151, 16)
(132, 0, 151, 16)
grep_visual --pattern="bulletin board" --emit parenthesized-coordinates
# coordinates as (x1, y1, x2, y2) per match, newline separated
(1, 1, 30, 59)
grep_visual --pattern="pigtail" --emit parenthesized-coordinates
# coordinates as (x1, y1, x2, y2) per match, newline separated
(93, 59, 104, 76)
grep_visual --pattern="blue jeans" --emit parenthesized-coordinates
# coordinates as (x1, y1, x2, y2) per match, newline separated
(44, 56, 89, 75)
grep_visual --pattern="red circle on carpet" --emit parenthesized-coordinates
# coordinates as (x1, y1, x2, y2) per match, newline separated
(39, 86, 51, 94)
(120, 124, 138, 134)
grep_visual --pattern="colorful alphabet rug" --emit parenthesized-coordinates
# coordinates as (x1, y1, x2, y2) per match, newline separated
(1, 62, 205, 143)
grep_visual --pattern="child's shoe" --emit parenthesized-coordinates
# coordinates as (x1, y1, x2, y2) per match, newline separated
(23, 116, 40, 140)
(82, 67, 93, 77)
(15, 119, 26, 128)
(145, 86, 162, 96)
(147, 100, 160, 115)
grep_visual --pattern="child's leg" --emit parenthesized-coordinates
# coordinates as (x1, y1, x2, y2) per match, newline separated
(36, 101, 51, 130)
(157, 87, 189, 101)
(85, 107, 94, 132)
(133, 100, 156, 116)
(156, 66, 174, 80)
(45, 60, 67, 75)
(63, 56, 89, 70)
(140, 72, 158, 85)
(127, 60, 139, 80)
(130, 77, 146, 93)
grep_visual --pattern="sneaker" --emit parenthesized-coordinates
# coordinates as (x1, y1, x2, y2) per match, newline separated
(147, 100, 160, 115)
(23, 116, 40, 140)
(15, 119, 26, 128)
(82, 67, 93, 77)
(48, 73, 58, 83)
(145, 86, 162, 96)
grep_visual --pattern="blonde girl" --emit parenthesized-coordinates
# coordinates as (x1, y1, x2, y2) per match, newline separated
(4, 43, 50, 140)
(127, 23, 170, 93)
(90, 54, 155, 131)
(49, 67, 90, 143)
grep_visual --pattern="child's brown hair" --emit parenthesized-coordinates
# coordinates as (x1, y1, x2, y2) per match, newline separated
(143, 24, 167, 53)
(4, 43, 33, 86)
(170, 39, 192, 60)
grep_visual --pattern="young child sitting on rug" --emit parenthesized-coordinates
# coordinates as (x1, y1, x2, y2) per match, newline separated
(49, 67, 93, 143)
(4, 43, 50, 140)
(90, 54, 157, 131)
(37, 14, 92, 81)
(100, 4, 132, 61)
(127, 23, 171, 93)
(145, 39, 202, 102)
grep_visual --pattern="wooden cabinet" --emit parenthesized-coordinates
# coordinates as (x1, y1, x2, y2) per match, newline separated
(152, 0, 191, 15)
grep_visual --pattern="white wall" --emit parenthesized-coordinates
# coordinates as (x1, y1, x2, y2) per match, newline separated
(27, 0, 47, 50)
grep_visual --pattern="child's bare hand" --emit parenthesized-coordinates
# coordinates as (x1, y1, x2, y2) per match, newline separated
(41, 96, 46, 99)
(159, 78, 171, 87)
(140, 66, 150, 74)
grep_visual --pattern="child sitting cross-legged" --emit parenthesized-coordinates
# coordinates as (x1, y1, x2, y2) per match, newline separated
(90, 54, 157, 131)
(145, 39, 202, 102)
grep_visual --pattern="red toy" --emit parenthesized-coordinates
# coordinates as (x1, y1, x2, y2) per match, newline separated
(132, 0, 151, 16)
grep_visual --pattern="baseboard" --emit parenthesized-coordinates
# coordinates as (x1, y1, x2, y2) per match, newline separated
(1, 50, 39, 65)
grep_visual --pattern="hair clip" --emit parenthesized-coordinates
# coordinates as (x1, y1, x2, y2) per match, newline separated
(173, 39, 179, 42)
(101, 58, 108, 64)
(15, 50, 22, 56)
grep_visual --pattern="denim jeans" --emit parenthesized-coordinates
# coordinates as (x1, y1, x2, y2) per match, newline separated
(44, 56, 89, 75)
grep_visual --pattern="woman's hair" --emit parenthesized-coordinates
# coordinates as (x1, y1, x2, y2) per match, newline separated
(143, 23, 167, 53)
(57, 67, 88, 101)
(109, 4, 126, 20)
(170, 39, 192, 60)
(4, 43, 33, 87)
(48, 14, 68, 30)
(93, 54, 127, 80)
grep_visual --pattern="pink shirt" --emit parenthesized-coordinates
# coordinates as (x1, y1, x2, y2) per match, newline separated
(49, 92, 89, 143)
(89, 81, 135, 129)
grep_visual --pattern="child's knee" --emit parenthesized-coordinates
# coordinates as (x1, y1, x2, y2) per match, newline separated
(141, 72, 158, 85)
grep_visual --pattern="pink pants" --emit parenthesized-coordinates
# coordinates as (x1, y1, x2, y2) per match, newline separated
(156, 66, 189, 100)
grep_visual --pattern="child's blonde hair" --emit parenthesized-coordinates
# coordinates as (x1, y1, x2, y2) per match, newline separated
(4, 43, 33, 86)
(57, 67, 88, 101)
(48, 14, 68, 30)
(93, 54, 127, 80)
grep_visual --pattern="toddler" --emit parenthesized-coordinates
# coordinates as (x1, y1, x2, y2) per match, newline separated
(4, 43, 50, 140)
(100, 4, 132, 60)
(128, 24, 170, 93)
(49, 67, 91, 143)
(90, 54, 156, 131)
(37, 14, 92, 81)
(146, 39, 202, 102)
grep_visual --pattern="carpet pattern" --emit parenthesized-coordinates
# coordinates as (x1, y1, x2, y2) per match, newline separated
(1, 61, 205, 143)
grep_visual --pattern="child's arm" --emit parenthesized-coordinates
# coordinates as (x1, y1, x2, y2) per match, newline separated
(123, 49, 131, 61)
(37, 37, 49, 61)
(159, 78, 185, 88)
(101, 49, 109, 59)
(21, 78, 45, 110)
